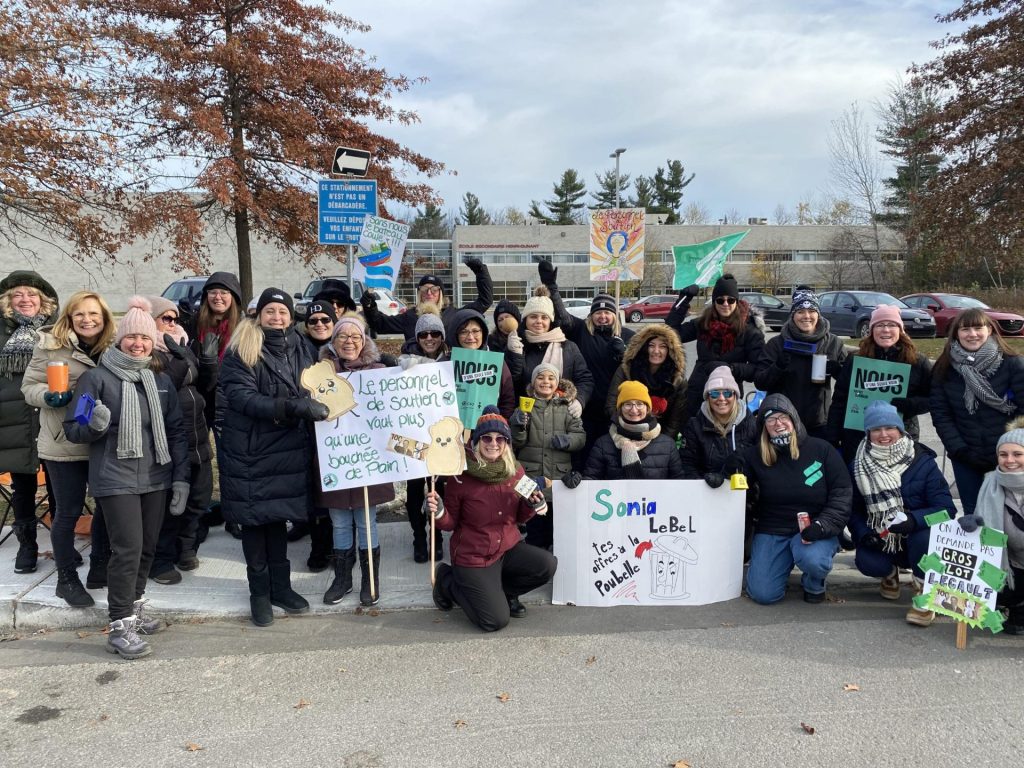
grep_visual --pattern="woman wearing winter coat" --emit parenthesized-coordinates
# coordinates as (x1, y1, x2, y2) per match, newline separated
(427, 406, 557, 632)
(360, 259, 493, 339)
(826, 305, 933, 463)
(510, 363, 586, 548)
(217, 289, 330, 627)
(666, 274, 766, 420)
(447, 307, 516, 419)
(573, 381, 686, 483)
(22, 290, 116, 606)
(742, 393, 852, 605)
(680, 366, 759, 487)
(605, 324, 688, 442)
(144, 297, 215, 586)
(1, 271, 58, 575)
(930, 308, 1024, 516)
(848, 401, 953, 628)
(535, 260, 633, 452)
(65, 298, 189, 659)
(754, 286, 849, 438)
(316, 314, 394, 607)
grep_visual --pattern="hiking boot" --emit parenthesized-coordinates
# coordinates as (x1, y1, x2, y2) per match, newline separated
(433, 564, 453, 612)
(177, 551, 199, 571)
(412, 534, 428, 564)
(307, 517, 332, 572)
(55, 567, 94, 608)
(86, 556, 108, 589)
(907, 577, 934, 627)
(132, 599, 166, 635)
(268, 561, 309, 614)
(359, 547, 381, 607)
(323, 548, 355, 605)
(13, 524, 38, 574)
(106, 617, 151, 660)
(247, 565, 273, 627)
(803, 589, 826, 604)
(880, 567, 901, 601)
(150, 568, 182, 585)
(507, 594, 526, 618)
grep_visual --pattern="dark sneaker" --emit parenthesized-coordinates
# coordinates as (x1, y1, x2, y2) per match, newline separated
(507, 594, 526, 618)
(55, 568, 94, 608)
(151, 568, 182, 585)
(177, 551, 199, 571)
(803, 589, 826, 604)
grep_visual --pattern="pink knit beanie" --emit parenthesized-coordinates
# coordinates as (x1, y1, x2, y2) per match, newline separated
(870, 304, 904, 330)
(115, 296, 158, 345)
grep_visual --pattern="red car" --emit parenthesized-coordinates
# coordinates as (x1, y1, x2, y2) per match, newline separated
(622, 295, 678, 322)
(901, 293, 1024, 337)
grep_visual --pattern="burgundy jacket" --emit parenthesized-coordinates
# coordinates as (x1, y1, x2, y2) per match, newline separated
(437, 461, 538, 568)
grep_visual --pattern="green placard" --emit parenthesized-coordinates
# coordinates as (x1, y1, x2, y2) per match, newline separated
(450, 347, 504, 429)
(843, 356, 912, 431)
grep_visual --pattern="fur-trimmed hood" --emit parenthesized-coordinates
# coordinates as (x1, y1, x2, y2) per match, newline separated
(527, 377, 577, 404)
(620, 324, 686, 387)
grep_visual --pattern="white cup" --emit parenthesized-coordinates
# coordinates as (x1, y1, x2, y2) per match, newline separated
(811, 354, 827, 383)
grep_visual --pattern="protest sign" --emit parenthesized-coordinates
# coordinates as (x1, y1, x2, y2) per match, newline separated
(843, 356, 911, 431)
(589, 208, 645, 282)
(353, 215, 410, 291)
(671, 231, 749, 289)
(312, 361, 465, 491)
(552, 479, 745, 606)
(450, 347, 503, 428)
(915, 511, 1008, 634)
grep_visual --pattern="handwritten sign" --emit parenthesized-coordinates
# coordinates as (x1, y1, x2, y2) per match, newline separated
(589, 208, 645, 282)
(313, 362, 465, 491)
(843, 356, 911, 431)
(916, 514, 1008, 632)
(450, 347, 503, 428)
(552, 479, 745, 606)
(353, 215, 410, 291)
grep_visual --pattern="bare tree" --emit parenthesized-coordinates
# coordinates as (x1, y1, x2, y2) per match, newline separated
(721, 207, 743, 225)
(815, 229, 873, 290)
(679, 201, 712, 224)
(772, 204, 794, 225)
(749, 237, 794, 293)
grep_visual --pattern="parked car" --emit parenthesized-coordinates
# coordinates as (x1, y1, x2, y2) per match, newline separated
(740, 292, 789, 330)
(562, 297, 593, 320)
(622, 295, 677, 323)
(293, 278, 406, 320)
(901, 292, 1024, 337)
(161, 276, 208, 312)
(817, 290, 936, 339)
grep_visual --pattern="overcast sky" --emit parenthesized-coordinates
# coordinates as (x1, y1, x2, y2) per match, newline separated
(341, 0, 960, 223)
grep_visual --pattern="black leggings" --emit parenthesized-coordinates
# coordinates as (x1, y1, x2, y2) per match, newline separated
(47, 460, 109, 569)
(102, 491, 166, 621)
(241, 521, 288, 571)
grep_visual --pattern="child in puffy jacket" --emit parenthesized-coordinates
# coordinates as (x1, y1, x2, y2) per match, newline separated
(510, 363, 586, 549)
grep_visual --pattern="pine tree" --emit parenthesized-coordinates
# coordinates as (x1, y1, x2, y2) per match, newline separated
(408, 203, 450, 239)
(531, 169, 587, 224)
(459, 192, 491, 225)
(591, 169, 631, 209)
(652, 160, 695, 223)
(631, 176, 657, 211)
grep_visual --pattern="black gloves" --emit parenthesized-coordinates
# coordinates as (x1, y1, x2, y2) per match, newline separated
(200, 333, 221, 362)
(826, 360, 842, 378)
(538, 260, 558, 287)
(890, 397, 914, 417)
(465, 257, 484, 275)
(286, 398, 330, 422)
(164, 334, 188, 359)
(887, 517, 916, 535)
(957, 514, 984, 533)
(562, 471, 583, 489)
(801, 520, 828, 542)
(681, 284, 699, 298)
(703, 472, 725, 489)
(951, 448, 992, 474)
(550, 434, 571, 451)
(360, 290, 378, 312)
(774, 352, 791, 372)
(608, 335, 626, 360)
(510, 410, 529, 428)
(859, 532, 886, 551)
(43, 391, 73, 408)
(723, 455, 746, 477)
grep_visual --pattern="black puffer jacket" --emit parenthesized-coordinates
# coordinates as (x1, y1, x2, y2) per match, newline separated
(518, 335, 594, 407)
(679, 406, 760, 478)
(217, 326, 316, 525)
(930, 354, 1024, 470)
(154, 337, 212, 466)
(583, 422, 686, 481)
(742, 393, 852, 536)
(667, 296, 765, 419)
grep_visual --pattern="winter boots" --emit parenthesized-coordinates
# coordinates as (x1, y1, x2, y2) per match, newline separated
(880, 567, 901, 601)
(13, 523, 38, 574)
(247, 565, 274, 627)
(106, 614, 151, 660)
(55, 567, 94, 608)
(133, 598, 166, 636)
(359, 547, 381, 606)
(85, 555, 108, 590)
(268, 561, 310, 615)
(323, 548, 355, 605)
(907, 577, 935, 627)
(307, 517, 332, 572)
(433, 563, 453, 611)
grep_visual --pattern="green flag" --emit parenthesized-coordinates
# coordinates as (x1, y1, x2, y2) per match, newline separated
(672, 231, 750, 289)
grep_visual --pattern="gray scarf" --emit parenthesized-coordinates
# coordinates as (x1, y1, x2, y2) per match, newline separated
(949, 339, 1016, 415)
(0, 312, 46, 377)
(976, 470, 1024, 583)
(100, 347, 171, 465)
(853, 436, 914, 553)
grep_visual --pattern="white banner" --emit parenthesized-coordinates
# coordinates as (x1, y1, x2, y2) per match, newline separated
(311, 361, 465, 491)
(552, 479, 745, 606)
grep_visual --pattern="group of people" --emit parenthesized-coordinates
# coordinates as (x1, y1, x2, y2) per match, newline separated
(3, 261, 1024, 658)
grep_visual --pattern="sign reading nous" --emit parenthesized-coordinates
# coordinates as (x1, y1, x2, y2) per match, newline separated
(317, 178, 378, 245)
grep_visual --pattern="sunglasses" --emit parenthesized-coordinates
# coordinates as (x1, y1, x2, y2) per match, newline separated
(418, 330, 443, 340)
(158, 314, 178, 325)
(715, 297, 737, 306)
(707, 390, 735, 400)
(306, 317, 332, 326)
(479, 434, 507, 445)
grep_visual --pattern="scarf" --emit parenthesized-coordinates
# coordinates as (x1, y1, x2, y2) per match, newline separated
(781, 316, 829, 347)
(976, 469, 1024, 580)
(0, 312, 46, 377)
(524, 327, 566, 375)
(703, 319, 737, 355)
(200, 316, 232, 361)
(466, 456, 517, 484)
(769, 432, 792, 448)
(948, 339, 1016, 416)
(852, 436, 914, 553)
(700, 400, 747, 443)
(154, 325, 188, 353)
(628, 355, 678, 398)
(609, 416, 661, 476)
(100, 347, 171, 465)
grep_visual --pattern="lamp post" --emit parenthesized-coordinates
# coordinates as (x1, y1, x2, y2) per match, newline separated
(609, 147, 626, 208)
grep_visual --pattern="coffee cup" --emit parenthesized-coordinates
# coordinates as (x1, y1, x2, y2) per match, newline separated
(47, 361, 69, 392)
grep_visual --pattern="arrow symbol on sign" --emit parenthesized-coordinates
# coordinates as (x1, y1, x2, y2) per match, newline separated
(333, 147, 371, 175)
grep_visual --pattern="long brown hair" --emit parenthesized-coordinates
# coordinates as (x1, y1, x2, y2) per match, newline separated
(856, 330, 918, 365)
(698, 298, 749, 336)
(933, 308, 1017, 381)
(198, 301, 241, 339)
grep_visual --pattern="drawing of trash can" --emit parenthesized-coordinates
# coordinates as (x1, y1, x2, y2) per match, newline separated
(649, 535, 698, 600)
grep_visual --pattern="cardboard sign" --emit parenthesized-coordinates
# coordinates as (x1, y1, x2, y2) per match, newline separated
(843, 356, 911, 431)
(450, 347, 504, 428)
(552, 480, 745, 606)
(916, 513, 1008, 633)
(589, 208, 645, 282)
(313, 362, 465, 491)
(352, 215, 410, 291)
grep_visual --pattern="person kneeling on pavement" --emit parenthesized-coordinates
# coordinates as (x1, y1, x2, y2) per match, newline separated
(427, 406, 557, 632)
(742, 393, 852, 604)
(849, 400, 953, 627)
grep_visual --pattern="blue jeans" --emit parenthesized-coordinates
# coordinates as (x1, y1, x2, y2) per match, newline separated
(950, 459, 986, 516)
(329, 506, 378, 550)
(855, 528, 929, 580)
(746, 532, 839, 604)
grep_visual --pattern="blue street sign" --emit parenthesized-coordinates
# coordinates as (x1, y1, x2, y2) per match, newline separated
(318, 179, 377, 245)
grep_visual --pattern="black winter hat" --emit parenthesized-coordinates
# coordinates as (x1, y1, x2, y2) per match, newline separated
(493, 298, 522, 325)
(590, 293, 617, 315)
(712, 273, 739, 302)
(313, 279, 357, 313)
(255, 287, 293, 316)
(417, 274, 445, 292)
(304, 302, 337, 323)
(203, 271, 242, 305)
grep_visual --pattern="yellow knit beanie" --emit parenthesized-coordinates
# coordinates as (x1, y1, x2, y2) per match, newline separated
(616, 380, 652, 410)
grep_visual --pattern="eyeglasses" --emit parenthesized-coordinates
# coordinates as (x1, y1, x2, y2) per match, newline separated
(621, 401, 647, 410)
(306, 317, 332, 326)
(874, 322, 901, 330)
(418, 330, 443, 340)
(457, 327, 483, 337)
(707, 390, 735, 400)
(764, 414, 791, 426)
(335, 334, 362, 343)
(479, 434, 507, 445)
(420, 286, 441, 295)
(715, 297, 737, 306)
(157, 314, 178, 325)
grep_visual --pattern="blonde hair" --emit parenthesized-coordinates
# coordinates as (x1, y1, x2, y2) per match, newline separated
(471, 443, 517, 475)
(0, 285, 57, 320)
(225, 318, 264, 368)
(708, 396, 743, 436)
(759, 428, 800, 466)
(49, 291, 116, 353)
